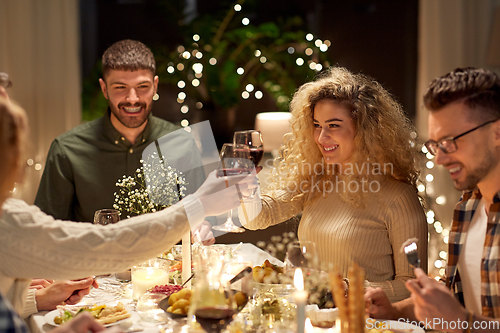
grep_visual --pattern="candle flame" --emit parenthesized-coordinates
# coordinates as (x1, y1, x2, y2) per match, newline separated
(305, 318, 314, 333)
(294, 268, 304, 291)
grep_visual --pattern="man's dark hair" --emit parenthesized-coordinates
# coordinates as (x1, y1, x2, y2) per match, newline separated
(423, 67, 500, 121)
(102, 39, 155, 79)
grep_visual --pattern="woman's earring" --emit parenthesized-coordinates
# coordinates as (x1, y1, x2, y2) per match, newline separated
(153, 93, 159, 101)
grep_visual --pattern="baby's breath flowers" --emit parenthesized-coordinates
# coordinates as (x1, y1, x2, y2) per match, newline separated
(113, 152, 187, 218)
(255, 233, 333, 308)
(257, 232, 297, 262)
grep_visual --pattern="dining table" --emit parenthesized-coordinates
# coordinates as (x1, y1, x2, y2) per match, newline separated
(26, 242, 283, 333)
(26, 242, 432, 333)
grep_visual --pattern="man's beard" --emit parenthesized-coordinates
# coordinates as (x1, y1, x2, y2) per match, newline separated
(109, 101, 151, 129)
(453, 151, 498, 191)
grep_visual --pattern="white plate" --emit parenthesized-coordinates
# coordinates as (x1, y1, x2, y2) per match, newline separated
(44, 304, 132, 328)
(366, 319, 425, 333)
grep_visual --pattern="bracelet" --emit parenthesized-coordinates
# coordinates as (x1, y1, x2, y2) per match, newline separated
(464, 310, 473, 333)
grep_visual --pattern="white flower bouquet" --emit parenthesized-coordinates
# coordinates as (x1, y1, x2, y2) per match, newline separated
(113, 152, 187, 218)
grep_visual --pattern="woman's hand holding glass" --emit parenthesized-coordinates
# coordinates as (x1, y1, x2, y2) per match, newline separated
(212, 143, 254, 233)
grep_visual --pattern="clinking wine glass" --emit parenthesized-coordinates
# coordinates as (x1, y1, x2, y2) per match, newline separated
(234, 130, 263, 199)
(189, 247, 237, 333)
(212, 143, 252, 233)
(233, 130, 264, 167)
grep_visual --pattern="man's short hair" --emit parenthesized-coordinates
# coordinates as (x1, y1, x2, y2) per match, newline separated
(102, 39, 156, 79)
(423, 67, 500, 121)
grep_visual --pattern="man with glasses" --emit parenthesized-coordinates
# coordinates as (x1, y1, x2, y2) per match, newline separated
(366, 67, 500, 332)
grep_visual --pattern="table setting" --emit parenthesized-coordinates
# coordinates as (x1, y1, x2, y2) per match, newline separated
(26, 243, 280, 333)
(27, 241, 428, 333)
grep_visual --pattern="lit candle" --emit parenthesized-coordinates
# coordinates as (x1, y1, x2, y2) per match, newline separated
(131, 264, 169, 300)
(182, 231, 191, 288)
(305, 318, 314, 333)
(294, 268, 308, 333)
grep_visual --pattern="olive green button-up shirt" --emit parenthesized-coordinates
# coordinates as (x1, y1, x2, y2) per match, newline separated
(34, 111, 203, 222)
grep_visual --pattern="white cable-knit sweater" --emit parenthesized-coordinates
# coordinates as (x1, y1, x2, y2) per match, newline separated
(241, 177, 427, 302)
(0, 196, 205, 316)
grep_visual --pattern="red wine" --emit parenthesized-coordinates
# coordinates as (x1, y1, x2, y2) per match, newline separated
(249, 148, 264, 166)
(195, 307, 235, 333)
(233, 148, 263, 166)
(216, 168, 252, 177)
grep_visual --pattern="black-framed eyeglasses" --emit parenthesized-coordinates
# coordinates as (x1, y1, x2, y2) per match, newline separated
(424, 119, 498, 156)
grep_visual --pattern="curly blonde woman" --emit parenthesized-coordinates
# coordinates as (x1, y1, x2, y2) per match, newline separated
(242, 67, 427, 302)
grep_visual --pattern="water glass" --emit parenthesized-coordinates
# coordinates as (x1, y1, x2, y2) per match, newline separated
(137, 292, 168, 323)
(93, 209, 120, 225)
(284, 240, 318, 271)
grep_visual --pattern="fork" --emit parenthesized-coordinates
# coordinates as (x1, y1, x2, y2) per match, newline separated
(402, 239, 420, 268)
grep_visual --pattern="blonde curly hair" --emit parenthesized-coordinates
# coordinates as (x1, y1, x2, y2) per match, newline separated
(267, 67, 419, 205)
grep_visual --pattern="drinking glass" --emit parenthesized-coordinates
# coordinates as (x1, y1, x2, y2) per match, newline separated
(136, 292, 167, 323)
(233, 130, 264, 167)
(284, 240, 318, 272)
(93, 209, 120, 225)
(212, 143, 252, 233)
(189, 247, 237, 333)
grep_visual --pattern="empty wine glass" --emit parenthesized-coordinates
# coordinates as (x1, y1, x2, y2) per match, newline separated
(213, 143, 252, 233)
(284, 240, 318, 272)
(93, 209, 120, 225)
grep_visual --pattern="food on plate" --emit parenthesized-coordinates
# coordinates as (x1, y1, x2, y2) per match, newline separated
(253, 260, 284, 283)
(54, 302, 130, 325)
(163, 260, 194, 284)
(149, 284, 183, 297)
(166, 288, 192, 315)
(164, 289, 247, 316)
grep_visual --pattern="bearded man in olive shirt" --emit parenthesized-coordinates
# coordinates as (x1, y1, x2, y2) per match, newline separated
(35, 40, 210, 242)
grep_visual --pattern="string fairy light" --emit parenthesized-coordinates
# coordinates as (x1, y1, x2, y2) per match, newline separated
(161, 1, 331, 139)
(418, 143, 449, 279)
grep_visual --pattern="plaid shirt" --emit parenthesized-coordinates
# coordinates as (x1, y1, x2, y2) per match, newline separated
(446, 188, 500, 318)
(0, 292, 28, 333)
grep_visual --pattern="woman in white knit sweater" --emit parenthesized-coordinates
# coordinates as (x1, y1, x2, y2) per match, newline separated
(241, 67, 427, 302)
(0, 96, 252, 328)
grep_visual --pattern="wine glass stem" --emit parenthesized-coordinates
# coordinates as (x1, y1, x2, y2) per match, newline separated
(226, 209, 233, 223)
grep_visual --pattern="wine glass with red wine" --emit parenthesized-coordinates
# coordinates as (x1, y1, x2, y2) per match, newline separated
(233, 130, 264, 167)
(234, 130, 263, 198)
(190, 247, 237, 333)
(212, 143, 252, 233)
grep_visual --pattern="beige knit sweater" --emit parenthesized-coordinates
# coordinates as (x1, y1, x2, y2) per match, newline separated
(0, 196, 204, 316)
(241, 177, 427, 302)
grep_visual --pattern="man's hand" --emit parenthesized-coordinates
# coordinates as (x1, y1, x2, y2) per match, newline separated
(30, 279, 54, 290)
(192, 220, 215, 245)
(406, 268, 467, 333)
(36, 278, 98, 311)
(365, 287, 399, 320)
